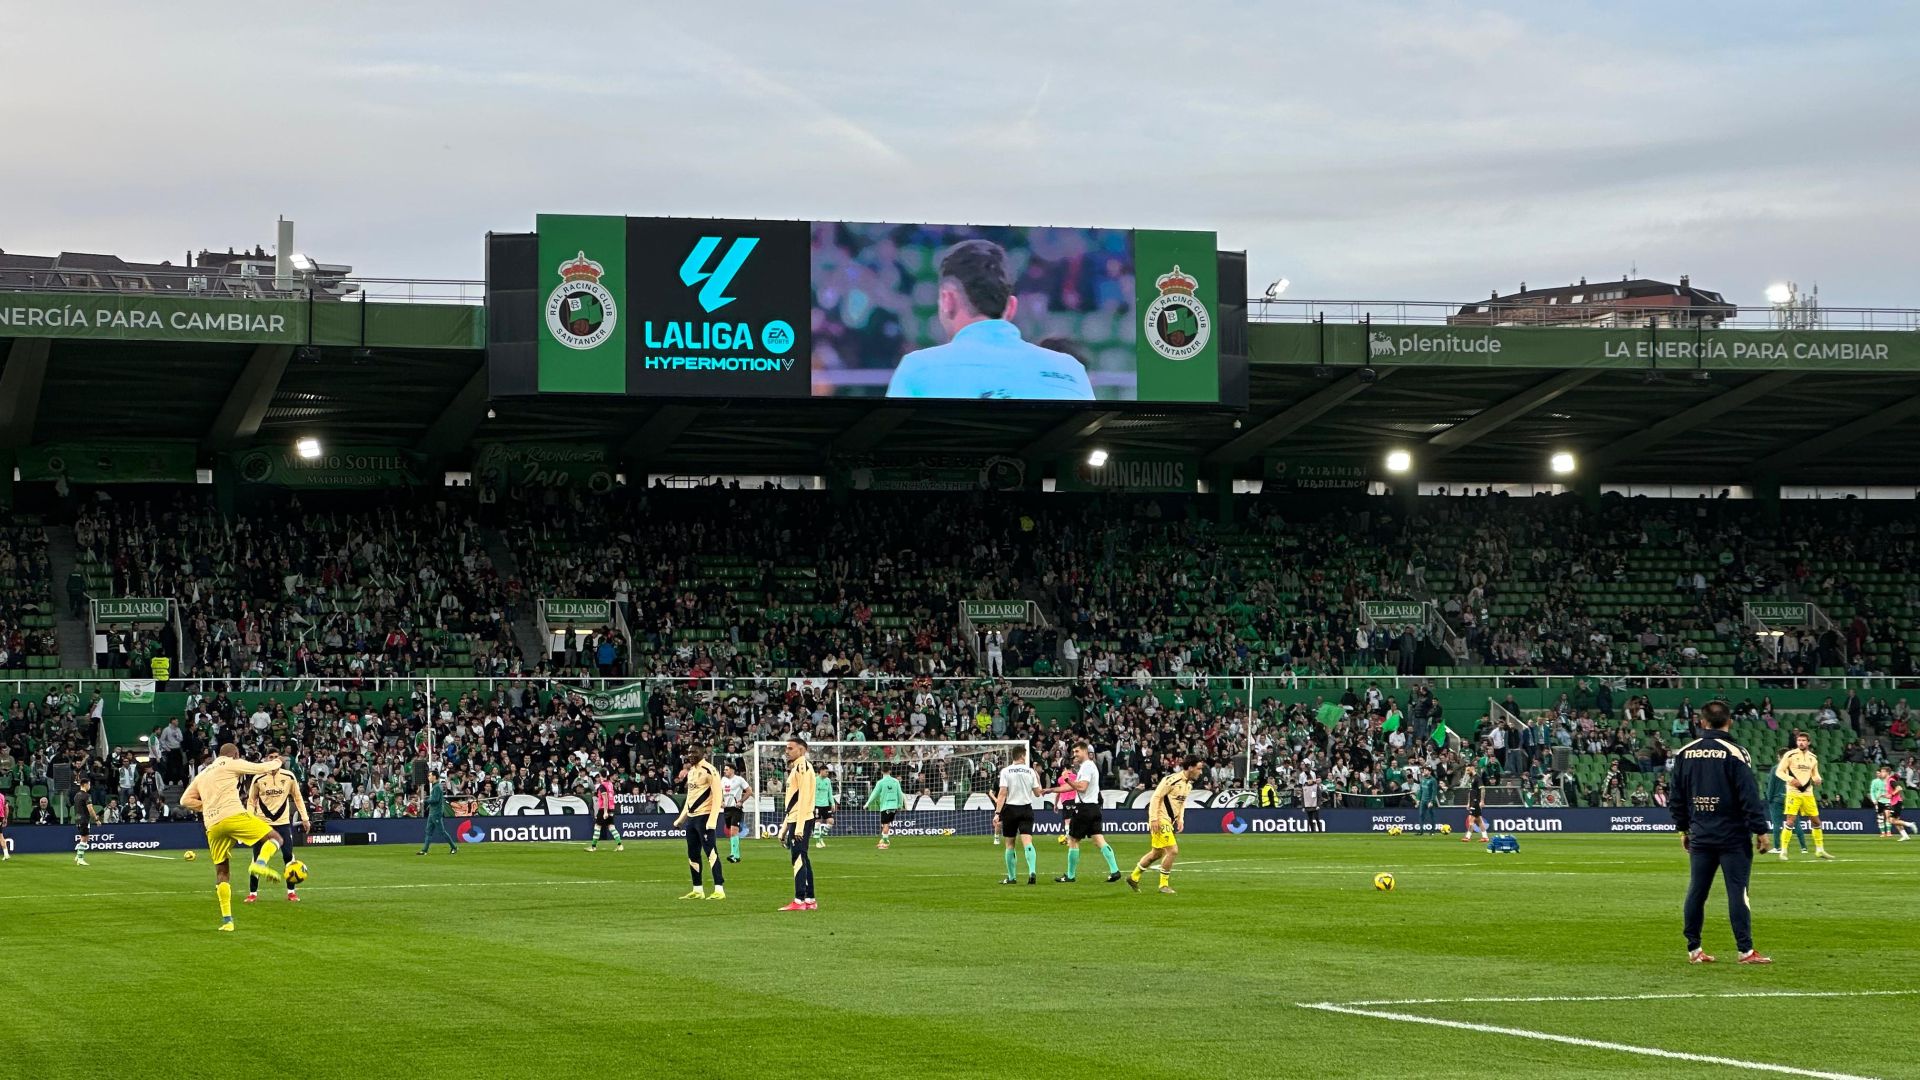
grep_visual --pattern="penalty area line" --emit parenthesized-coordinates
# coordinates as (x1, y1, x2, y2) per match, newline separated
(1338, 989, 1920, 1007)
(1298, 1001, 1885, 1080)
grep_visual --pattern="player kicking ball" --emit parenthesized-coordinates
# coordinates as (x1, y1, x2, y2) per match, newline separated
(1130, 756, 1205, 895)
(180, 744, 288, 931)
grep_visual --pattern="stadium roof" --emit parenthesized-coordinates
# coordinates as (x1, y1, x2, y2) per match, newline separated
(4, 282, 1920, 484)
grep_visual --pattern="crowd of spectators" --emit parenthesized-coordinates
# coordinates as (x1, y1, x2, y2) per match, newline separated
(0, 522, 55, 669)
(74, 495, 519, 682)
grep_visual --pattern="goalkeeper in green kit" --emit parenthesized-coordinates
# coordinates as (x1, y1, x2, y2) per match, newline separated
(814, 766, 836, 848)
(866, 763, 904, 850)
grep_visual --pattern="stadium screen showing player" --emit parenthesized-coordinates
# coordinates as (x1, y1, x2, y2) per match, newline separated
(748, 741, 1030, 841)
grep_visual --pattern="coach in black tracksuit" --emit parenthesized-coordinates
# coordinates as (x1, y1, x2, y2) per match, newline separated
(1669, 701, 1774, 963)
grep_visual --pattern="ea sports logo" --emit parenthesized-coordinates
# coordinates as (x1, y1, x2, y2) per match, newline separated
(455, 819, 486, 844)
(1221, 811, 1249, 834)
(544, 250, 619, 351)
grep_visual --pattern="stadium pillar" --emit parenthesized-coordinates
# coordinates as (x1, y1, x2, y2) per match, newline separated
(0, 450, 12, 509)
(1206, 463, 1234, 524)
(211, 456, 238, 516)
(1754, 474, 1782, 524)
(1572, 476, 1601, 510)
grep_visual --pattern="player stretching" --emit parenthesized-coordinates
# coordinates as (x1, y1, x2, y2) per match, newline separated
(1130, 756, 1204, 895)
(992, 746, 1043, 885)
(588, 773, 621, 852)
(673, 749, 726, 900)
(1765, 750, 1811, 856)
(1046, 743, 1121, 883)
(865, 763, 903, 849)
(813, 766, 836, 848)
(1874, 766, 1915, 841)
(180, 744, 287, 931)
(778, 736, 818, 911)
(244, 753, 310, 903)
(1775, 731, 1834, 860)
(721, 764, 751, 862)
(73, 778, 98, 865)
(1460, 765, 1490, 843)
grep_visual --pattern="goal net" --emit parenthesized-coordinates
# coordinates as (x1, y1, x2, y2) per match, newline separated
(748, 740, 1029, 840)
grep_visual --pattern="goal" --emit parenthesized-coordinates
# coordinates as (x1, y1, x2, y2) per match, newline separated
(748, 740, 1029, 840)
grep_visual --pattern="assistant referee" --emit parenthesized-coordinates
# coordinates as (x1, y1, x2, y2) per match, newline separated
(1669, 701, 1774, 965)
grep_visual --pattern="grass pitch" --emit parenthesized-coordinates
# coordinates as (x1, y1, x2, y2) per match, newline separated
(1, 833, 1913, 1079)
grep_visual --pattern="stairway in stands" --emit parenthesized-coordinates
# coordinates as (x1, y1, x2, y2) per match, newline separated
(42, 525, 95, 670)
(484, 529, 548, 664)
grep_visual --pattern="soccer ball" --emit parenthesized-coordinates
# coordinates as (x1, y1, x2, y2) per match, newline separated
(1373, 872, 1396, 891)
(183, 851, 196, 862)
(1386, 825, 1402, 836)
(284, 860, 309, 886)
(1438, 823, 1452, 835)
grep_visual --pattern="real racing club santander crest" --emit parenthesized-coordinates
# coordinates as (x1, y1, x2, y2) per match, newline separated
(544, 250, 619, 350)
(1143, 264, 1211, 362)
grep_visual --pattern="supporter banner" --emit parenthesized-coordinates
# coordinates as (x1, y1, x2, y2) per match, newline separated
(0, 293, 304, 344)
(1253, 322, 1920, 372)
(1361, 600, 1427, 624)
(473, 442, 615, 492)
(1746, 601, 1813, 626)
(964, 601, 1030, 623)
(1055, 453, 1198, 493)
(584, 682, 649, 724)
(118, 679, 156, 704)
(4, 807, 1891, 854)
(232, 445, 423, 488)
(544, 599, 613, 623)
(1263, 455, 1369, 491)
(831, 456, 1026, 492)
(17, 442, 197, 483)
(95, 597, 170, 623)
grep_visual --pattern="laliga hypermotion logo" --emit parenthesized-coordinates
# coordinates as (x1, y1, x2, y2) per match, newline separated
(1221, 810, 1249, 834)
(679, 236, 758, 313)
(544, 251, 619, 351)
(455, 819, 486, 844)
(1144, 265, 1211, 362)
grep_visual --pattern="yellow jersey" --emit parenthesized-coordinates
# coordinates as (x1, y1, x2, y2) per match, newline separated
(784, 755, 817, 827)
(245, 767, 308, 827)
(183, 756, 279, 827)
(682, 760, 723, 827)
(1776, 748, 1822, 794)
(1150, 771, 1192, 832)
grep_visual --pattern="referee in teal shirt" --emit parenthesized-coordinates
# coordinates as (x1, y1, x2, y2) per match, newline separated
(885, 240, 1096, 401)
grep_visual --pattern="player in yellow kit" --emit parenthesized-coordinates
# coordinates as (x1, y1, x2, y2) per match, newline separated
(1775, 730, 1834, 861)
(180, 743, 288, 930)
(1129, 755, 1206, 895)
(245, 751, 310, 903)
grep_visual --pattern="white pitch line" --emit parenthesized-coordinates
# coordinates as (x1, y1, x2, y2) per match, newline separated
(0, 878, 643, 902)
(1337, 989, 1920, 1007)
(1299, 1001, 1885, 1080)
(110, 851, 177, 861)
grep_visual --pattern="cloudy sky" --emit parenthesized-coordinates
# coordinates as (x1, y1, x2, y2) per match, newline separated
(3, 2, 1915, 310)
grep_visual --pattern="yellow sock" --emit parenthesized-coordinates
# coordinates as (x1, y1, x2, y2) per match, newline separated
(1810, 828, 1824, 849)
(255, 840, 280, 865)
(1129, 867, 1141, 882)
(1159, 872, 1171, 889)
(216, 881, 232, 918)
(1780, 828, 1791, 850)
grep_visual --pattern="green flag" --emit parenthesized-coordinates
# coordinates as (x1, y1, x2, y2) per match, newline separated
(119, 679, 156, 704)
(1315, 702, 1344, 728)
(1382, 712, 1401, 734)
(1430, 721, 1450, 748)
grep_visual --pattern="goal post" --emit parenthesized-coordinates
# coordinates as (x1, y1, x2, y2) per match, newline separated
(748, 740, 1030, 840)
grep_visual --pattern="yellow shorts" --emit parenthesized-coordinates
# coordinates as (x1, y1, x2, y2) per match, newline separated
(205, 813, 274, 866)
(1782, 793, 1820, 818)
(1150, 824, 1177, 850)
